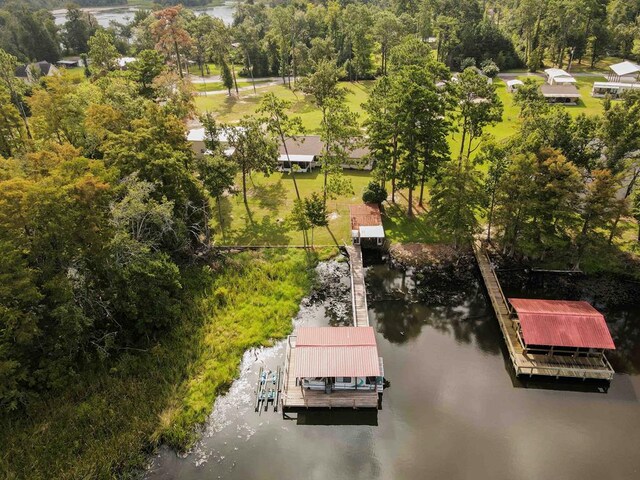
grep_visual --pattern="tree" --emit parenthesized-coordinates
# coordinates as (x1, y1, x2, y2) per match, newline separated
(477, 141, 509, 243)
(195, 153, 237, 241)
(362, 181, 388, 206)
(88, 30, 119, 74)
(319, 98, 359, 206)
(304, 192, 328, 247)
(373, 10, 406, 76)
(224, 117, 278, 206)
(0, 86, 26, 158)
(454, 67, 503, 165)
(299, 60, 345, 122)
(258, 93, 306, 200)
(0, 48, 32, 139)
(633, 193, 640, 243)
(63, 4, 97, 54)
(481, 59, 500, 79)
(575, 169, 620, 266)
(150, 6, 192, 78)
(430, 158, 485, 249)
(128, 50, 165, 98)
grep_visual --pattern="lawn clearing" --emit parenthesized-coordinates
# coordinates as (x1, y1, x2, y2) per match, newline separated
(195, 81, 374, 132)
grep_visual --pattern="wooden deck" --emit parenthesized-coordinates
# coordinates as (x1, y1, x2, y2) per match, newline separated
(472, 240, 615, 381)
(346, 245, 369, 327)
(281, 338, 379, 409)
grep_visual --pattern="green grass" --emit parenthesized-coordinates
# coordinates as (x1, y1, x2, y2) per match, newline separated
(193, 79, 271, 92)
(0, 250, 318, 479)
(195, 81, 375, 133)
(188, 62, 221, 77)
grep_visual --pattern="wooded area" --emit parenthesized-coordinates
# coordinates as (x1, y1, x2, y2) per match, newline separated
(1, 0, 640, 478)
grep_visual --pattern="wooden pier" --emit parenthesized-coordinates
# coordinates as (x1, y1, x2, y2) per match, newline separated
(346, 245, 369, 327)
(472, 240, 615, 381)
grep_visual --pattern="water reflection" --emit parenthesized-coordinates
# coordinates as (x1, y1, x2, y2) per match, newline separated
(290, 410, 379, 426)
(368, 263, 500, 354)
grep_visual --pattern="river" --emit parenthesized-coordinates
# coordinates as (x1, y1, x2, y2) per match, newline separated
(146, 255, 640, 480)
(51, 1, 237, 27)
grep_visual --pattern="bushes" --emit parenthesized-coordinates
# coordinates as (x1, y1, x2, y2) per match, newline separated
(362, 180, 387, 205)
(0, 249, 318, 479)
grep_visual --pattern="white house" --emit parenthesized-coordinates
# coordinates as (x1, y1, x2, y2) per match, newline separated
(591, 81, 640, 98)
(607, 61, 640, 83)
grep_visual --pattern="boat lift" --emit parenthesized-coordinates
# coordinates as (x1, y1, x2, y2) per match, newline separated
(254, 366, 281, 414)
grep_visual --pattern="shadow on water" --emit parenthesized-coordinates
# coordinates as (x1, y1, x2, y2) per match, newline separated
(286, 409, 379, 426)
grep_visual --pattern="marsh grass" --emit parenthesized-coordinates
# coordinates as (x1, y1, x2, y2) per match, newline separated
(0, 249, 319, 479)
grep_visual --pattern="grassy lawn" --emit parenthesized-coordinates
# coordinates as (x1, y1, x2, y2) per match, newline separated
(195, 81, 375, 132)
(193, 79, 271, 92)
(188, 62, 221, 77)
(215, 170, 449, 246)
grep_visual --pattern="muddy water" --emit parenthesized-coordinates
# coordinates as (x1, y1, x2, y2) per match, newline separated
(146, 257, 640, 480)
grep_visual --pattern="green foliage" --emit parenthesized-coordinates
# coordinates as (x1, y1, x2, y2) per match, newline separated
(0, 250, 317, 478)
(362, 180, 388, 205)
(430, 158, 485, 248)
(88, 30, 119, 73)
(128, 50, 166, 98)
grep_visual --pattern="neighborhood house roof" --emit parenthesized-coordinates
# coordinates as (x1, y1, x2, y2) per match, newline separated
(279, 135, 369, 159)
(350, 204, 383, 229)
(509, 298, 616, 350)
(540, 84, 581, 98)
(609, 60, 640, 77)
(187, 127, 244, 143)
(277, 154, 314, 163)
(15, 61, 55, 78)
(544, 68, 577, 83)
(294, 327, 381, 378)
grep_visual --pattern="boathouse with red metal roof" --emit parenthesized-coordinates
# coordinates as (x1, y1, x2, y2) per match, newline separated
(508, 298, 615, 356)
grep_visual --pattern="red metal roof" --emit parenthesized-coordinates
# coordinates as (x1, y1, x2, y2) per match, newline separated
(297, 326, 376, 346)
(350, 204, 382, 230)
(294, 327, 381, 377)
(509, 298, 615, 350)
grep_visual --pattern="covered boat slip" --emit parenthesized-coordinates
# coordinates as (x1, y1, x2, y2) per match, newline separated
(281, 328, 383, 409)
(472, 241, 615, 380)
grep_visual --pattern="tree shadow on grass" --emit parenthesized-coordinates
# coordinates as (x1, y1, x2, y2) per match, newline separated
(251, 180, 286, 210)
(213, 196, 234, 241)
(230, 213, 293, 245)
(382, 202, 450, 244)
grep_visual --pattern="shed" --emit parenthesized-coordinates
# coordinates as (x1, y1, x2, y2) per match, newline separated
(117, 57, 136, 70)
(509, 298, 615, 354)
(540, 84, 580, 105)
(607, 61, 640, 83)
(350, 204, 385, 246)
(544, 68, 577, 85)
(506, 79, 524, 93)
(56, 59, 79, 68)
(294, 327, 381, 378)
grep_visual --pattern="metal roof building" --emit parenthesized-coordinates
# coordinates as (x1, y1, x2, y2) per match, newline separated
(509, 298, 616, 350)
(293, 327, 381, 378)
(350, 204, 385, 244)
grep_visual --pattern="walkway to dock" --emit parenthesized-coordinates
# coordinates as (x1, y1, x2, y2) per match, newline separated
(472, 240, 615, 381)
(346, 245, 369, 327)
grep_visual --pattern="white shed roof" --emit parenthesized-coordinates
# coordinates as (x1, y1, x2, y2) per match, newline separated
(359, 225, 385, 238)
(544, 68, 576, 82)
(506, 79, 524, 87)
(609, 61, 640, 77)
(117, 57, 136, 67)
(187, 127, 206, 141)
(593, 81, 640, 90)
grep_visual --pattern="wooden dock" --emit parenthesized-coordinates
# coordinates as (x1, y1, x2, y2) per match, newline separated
(346, 245, 369, 327)
(472, 240, 615, 381)
(281, 337, 379, 409)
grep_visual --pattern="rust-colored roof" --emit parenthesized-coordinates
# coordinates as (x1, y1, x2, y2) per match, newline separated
(297, 326, 377, 346)
(509, 298, 615, 350)
(350, 203, 382, 230)
(294, 327, 381, 377)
